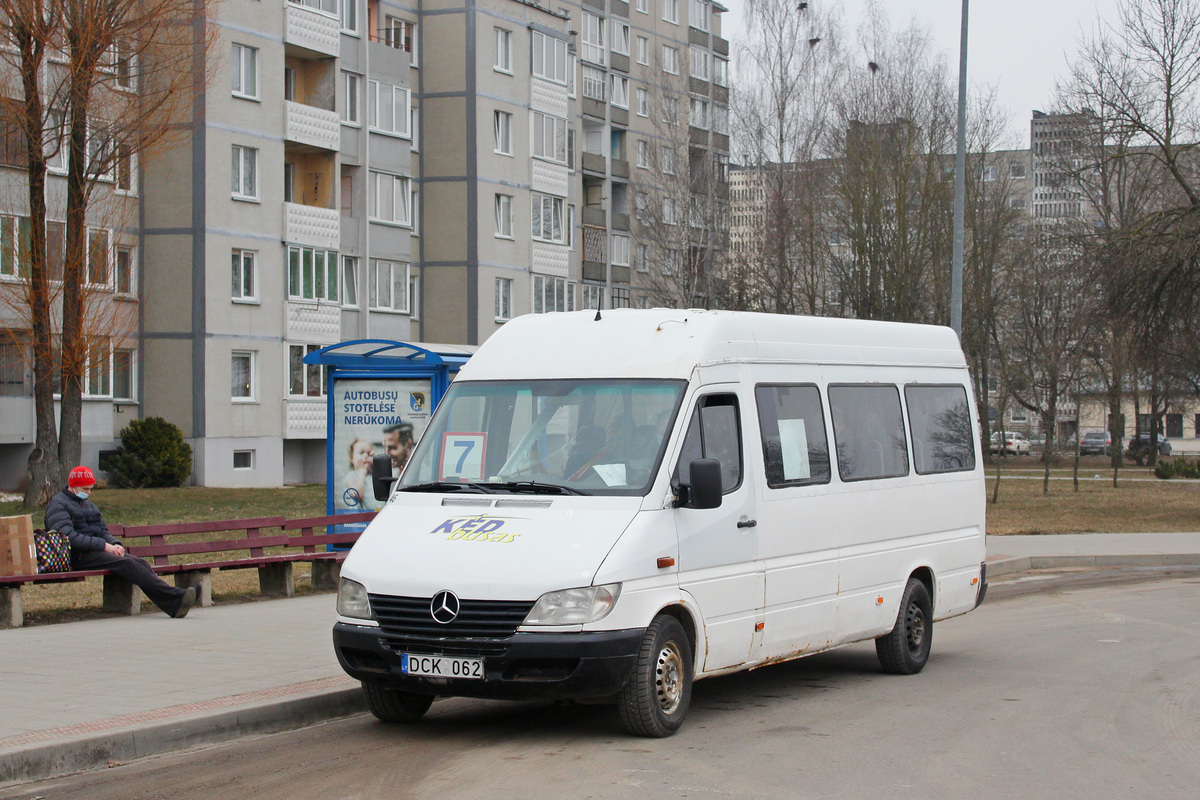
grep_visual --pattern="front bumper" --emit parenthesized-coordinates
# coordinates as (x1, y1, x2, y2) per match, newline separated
(333, 622, 644, 701)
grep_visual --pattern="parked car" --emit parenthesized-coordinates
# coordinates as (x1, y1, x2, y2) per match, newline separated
(1127, 433, 1171, 464)
(989, 431, 1031, 456)
(1079, 431, 1112, 456)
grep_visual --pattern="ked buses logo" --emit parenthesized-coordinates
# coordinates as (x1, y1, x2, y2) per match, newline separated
(428, 515, 521, 544)
(430, 590, 460, 624)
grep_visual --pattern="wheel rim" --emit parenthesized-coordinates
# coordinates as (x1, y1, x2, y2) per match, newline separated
(905, 600, 927, 656)
(655, 640, 685, 715)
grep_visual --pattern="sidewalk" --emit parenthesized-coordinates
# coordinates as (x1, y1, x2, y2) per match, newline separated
(2, 532, 1199, 786)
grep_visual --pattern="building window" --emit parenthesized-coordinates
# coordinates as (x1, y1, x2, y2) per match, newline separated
(610, 287, 630, 308)
(567, 204, 576, 249)
(495, 277, 512, 321)
(582, 12, 606, 66)
(568, 128, 577, 171)
(115, 246, 134, 296)
(714, 57, 728, 87)
(582, 284, 604, 310)
(661, 145, 676, 174)
(982, 165, 997, 182)
(611, 234, 630, 267)
(342, 72, 361, 125)
(494, 28, 512, 73)
(495, 194, 513, 238)
(636, 35, 649, 65)
(232, 44, 258, 99)
(87, 229, 109, 286)
(532, 275, 575, 313)
(690, 46, 710, 81)
(369, 259, 411, 312)
(113, 349, 135, 401)
(582, 66, 606, 102)
(383, 17, 417, 65)
(612, 22, 630, 57)
(231, 351, 255, 401)
(0, 342, 29, 396)
(662, 45, 679, 75)
(663, 248, 681, 275)
(532, 31, 569, 84)
(662, 0, 678, 25)
(636, 243, 650, 272)
(637, 139, 650, 169)
(368, 81, 411, 137)
(531, 194, 565, 243)
(233, 450, 254, 470)
(84, 342, 111, 398)
(637, 88, 649, 117)
(1011, 163, 1027, 178)
(637, 0, 649, 12)
(611, 75, 629, 109)
(287, 245, 339, 302)
(231, 145, 257, 200)
(690, 0, 711, 32)
(369, 171, 413, 225)
(532, 112, 567, 163)
(289, 343, 326, 397)
(341, 255, 358, 306)
(232, 249, 257, 302)
(340, 0, 358, 33)
(690, 97, 709, 129)
(494, 110, 513, 155)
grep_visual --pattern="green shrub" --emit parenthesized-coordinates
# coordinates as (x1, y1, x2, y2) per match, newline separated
(105, 417, 193, 488)
(1154, 457, 1200, 480)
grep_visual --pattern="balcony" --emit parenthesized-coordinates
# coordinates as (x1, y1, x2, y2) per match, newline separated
(581, 152, 607, 176)
(286, 101, 340, 151)
(285, 2, 340, 58)
(285, 202, 339, 250)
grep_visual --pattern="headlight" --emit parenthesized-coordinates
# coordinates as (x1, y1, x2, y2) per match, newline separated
(337, 578, 372, 619)
(524, 584, 621, 626)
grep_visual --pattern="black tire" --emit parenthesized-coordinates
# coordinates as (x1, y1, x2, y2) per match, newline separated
(362, 682, 434, 723)
(616, 615, 693, 737)
(876, 577, 933, 675)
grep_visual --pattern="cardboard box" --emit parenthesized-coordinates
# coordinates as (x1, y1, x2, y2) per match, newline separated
(1, 515, 37, 577)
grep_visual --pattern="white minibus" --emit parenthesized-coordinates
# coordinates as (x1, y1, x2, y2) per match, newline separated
(333, 309, 987, 736)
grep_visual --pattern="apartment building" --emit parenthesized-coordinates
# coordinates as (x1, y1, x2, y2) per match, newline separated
(0, 0, 730, 490)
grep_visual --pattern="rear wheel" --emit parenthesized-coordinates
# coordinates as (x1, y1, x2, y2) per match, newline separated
(362, 682, 434, 723)
(617, 615, 693, 737)
(876, 577, 933, 675)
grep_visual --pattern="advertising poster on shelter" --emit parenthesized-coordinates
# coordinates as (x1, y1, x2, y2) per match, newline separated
(332, 378, 432, 512)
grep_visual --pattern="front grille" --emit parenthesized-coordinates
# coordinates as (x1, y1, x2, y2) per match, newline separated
(369, 594, 535, 656)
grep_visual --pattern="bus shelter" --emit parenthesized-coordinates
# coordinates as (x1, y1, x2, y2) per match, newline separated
(303, 340, 474, 527)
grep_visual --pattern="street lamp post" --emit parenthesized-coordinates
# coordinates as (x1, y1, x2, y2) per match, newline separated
(951, 0, 968, 338)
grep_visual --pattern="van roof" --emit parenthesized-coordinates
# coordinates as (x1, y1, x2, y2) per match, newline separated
(459, 309, 967, 381)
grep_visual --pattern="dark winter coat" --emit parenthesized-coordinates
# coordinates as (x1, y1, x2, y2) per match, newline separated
(43, 487, 119, 553)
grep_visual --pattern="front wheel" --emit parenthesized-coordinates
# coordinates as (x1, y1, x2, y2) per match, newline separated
(876, 577, 933, 675)
(362, 682, 434, 723)
(616, 615, 693, 737)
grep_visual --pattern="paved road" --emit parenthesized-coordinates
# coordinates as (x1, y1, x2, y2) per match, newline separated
(5, 573, 1198, 800)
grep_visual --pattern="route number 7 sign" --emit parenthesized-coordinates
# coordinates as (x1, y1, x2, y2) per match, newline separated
(440, 432, 487, 481)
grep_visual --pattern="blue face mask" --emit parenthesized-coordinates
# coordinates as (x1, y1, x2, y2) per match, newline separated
(73, 489, 91, 500)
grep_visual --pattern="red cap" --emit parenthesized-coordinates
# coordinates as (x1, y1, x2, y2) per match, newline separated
(68, 466, 96, 488)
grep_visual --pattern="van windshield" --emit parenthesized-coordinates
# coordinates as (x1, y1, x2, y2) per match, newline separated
(399, 379, 686, 496)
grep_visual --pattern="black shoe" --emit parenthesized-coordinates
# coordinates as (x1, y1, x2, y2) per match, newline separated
(174, 586, 197, 619)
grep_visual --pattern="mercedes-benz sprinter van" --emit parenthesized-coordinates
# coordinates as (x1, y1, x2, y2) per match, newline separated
(333, 309, 987, 737)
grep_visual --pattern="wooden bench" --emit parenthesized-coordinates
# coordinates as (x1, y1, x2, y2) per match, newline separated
(0, 511, 376, 628)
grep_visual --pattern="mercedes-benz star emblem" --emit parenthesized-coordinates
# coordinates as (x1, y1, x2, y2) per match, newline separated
(430, 590, 460, 624)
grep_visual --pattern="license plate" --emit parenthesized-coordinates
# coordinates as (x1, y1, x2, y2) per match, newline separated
(401, 653, 484, 680)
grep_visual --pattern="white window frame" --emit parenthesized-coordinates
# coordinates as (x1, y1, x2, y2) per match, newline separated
(636, 242, 650, 273)
(661, 145, 676, 174)
(531, 193, 565, 244)
(368, 80, 411, 138)
(662, 45, 680, 75)
(114, 145, 136, 195)
(611, 75, 629, 109)
(690, 0, 711, 32)
(582, 284, 604, 311)
(495, 193, 514, 238)
(636, 139, 650, 169)
(636, 35, 649, 65)
(86, 228, 110, 287)
(690, 46, 710, 81)
(115, 244, 135, 296)
(494, 110, 513, 155)
(611, 22, 630, 57)
(231, 350, 256, 403)
(232, 43, 258, 100)
(287, 245, 340, 302)
(582, 66, 606, 102)
(232, 248, 257, 303)
(581, 12, 606, 66)
(113, 348, 136, 402)
(532, 31, 569, 85)
(340, 0, 359, 35)
(494, 27, 513, 73)
(636, 0, 649, 13)
(714, 56, 728, 87)
(289, 343, 327, 398)
(495, 276, 512, 321)
(368, 259, 412, 313)
(341, 255, 359, 307)
(532, 275, 576, 313)
(636, 87, 649, 117)
(83, 342, 111, 398)
(368, 171, 413, 226)
(383, 17, 417, 66)
(231, 145, 258, 201)
(611, 234, 630, 267)
(662, 0, 679, 25)
(690, 97, 709, 129)
(532, 112, 567, 164)
(45, 109, 66, 174)
(342, 72, 361, 126)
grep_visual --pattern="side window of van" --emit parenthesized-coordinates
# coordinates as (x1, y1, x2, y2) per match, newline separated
(755, 384, 831, 487)
(828, 384, 909, 482)
(905, 384, 976, 474)
(676, 394, 743, 493)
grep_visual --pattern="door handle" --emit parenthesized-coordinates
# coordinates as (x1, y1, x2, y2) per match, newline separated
(736, 519, 757, 529)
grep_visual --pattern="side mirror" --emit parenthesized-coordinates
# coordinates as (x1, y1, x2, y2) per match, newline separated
(371, 454, 398, 501)
(682, 458, 723, 509)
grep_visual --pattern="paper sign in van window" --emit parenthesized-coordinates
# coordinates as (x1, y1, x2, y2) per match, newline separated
(441, 432, 487, 481)
(778, 419, 810, 481)
(593, 463, 627, 486)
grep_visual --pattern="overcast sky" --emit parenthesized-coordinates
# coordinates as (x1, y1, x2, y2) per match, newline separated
(722, 0, 1121, 146)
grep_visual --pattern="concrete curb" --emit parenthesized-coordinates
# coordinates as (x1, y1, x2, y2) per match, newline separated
(987, 553, 1200, 577)
(0, 687, 366, 786)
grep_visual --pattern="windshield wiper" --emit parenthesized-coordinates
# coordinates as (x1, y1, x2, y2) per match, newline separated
(488, 481, 590, 496)
(398, 481, 498, 494)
